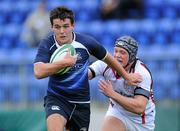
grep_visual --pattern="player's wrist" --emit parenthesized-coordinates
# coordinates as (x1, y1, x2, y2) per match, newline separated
(123, 73, 130, 81)
(52, 60, 69, 69)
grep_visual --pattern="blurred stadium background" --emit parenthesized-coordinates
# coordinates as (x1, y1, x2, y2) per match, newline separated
(0, 0, 180, 131)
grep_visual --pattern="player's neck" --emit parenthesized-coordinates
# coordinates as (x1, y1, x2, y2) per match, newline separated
(66, 32, 74, 44)
(125, 63, 133, 73)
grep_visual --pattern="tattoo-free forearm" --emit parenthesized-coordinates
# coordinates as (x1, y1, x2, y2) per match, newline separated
(111, 92, 148, 115)
(104, 53, 129, 80)
(34, 61, 70, 79)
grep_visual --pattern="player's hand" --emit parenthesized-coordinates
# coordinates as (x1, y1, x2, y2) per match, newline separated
(98, 79, 115, 97)
(63, 49, 78, 66)
(126, 73, 142, 86)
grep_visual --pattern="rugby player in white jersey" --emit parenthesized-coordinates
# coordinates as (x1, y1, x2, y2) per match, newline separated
(89, 36, 155, 131)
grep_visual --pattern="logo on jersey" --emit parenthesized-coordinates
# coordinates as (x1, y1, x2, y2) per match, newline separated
(80, 127, 87, 131)
(51, 105, 60, 110)
(76, 52, 82, 60)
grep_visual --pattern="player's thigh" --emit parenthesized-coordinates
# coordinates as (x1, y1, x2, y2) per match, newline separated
(47, 113, 67, 131)
(101, 116, 126, 131)
(67, 103, 90, 131)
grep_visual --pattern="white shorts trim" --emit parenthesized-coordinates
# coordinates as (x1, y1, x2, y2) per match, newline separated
(68, 100, 90, 103)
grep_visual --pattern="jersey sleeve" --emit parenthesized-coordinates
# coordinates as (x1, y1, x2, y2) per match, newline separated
(136, 65, 152, 92)
(34, 39, 51, 63)
(84, 35, 107, 60)
(89, 60, 107, 76)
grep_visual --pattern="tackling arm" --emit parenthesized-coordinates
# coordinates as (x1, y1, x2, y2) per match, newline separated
(103, 53, 142, 86)
(99, 80, 148, 115)
(111, 92, 148, 115)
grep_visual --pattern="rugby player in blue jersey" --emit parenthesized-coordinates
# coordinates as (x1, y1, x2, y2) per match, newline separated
(34, 6, 142, 131)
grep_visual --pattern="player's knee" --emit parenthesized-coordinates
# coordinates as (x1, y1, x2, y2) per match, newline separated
(47, 114, 67, 131)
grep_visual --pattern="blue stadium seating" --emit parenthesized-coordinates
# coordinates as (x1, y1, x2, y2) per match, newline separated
(0, 0, 180, 103)
(0, 12, 6, 25)
(120, 20, 139, 36)
(0, 82, 6, 102)
(153, 84, 166, 101)
(2, 24, 22, 48)
(161, 60, 177, 70)
(104, 20, 122, 38)
(156, 71, 179, 88)
(47, 0, 64, 11)
(145, 61, 160, 71)
(0, 75, 21, 103)
(144, 8, 161, 19)
(74, 22, 86, 33)
(89, 77, 108, 102)
(170, 85, 180, 100)
(144, 0, 163, 19)
(10, 48, 26, 63)
(101, 35, 114, 49)
(138, 20, 157, 44)
(136, 33, 150, 45)
(174, 19, 180, 32)
(80, 0, 100, 20)
(172, 32, 180, 43)
(0, 37, 12, 49)
(154, 32, 167, 45)
(87, 21, 104, 39)
(163, 7, 178, 19)
(166, 44, 180, 58)
(27, 77, 47, 102)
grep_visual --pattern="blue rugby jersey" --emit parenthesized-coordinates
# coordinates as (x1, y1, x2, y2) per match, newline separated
(34, 32, 107, 102)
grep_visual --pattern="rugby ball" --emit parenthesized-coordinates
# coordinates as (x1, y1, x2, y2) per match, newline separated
(50, 44, 76, 75)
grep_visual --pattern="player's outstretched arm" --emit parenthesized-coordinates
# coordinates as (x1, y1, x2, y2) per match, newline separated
(103, 53, 142, 86)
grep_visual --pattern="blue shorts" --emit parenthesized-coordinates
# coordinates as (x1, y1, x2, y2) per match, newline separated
(44, 92, 90, 131)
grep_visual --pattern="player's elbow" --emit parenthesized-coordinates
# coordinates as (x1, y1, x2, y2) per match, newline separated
(128, 101, 146, 115)
(34, 70, 43, 79)
(34, 67, 44, 79)
(135, 108, 145, 115)
(34, 74, 42, 79)
(133, 104, 146, 115)
(34, 63, 45, 79)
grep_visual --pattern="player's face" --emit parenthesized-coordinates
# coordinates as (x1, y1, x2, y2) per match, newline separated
(52, 18, 74, 45)
(114, 47, 129, 67)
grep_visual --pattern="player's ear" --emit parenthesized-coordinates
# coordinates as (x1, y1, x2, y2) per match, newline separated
(51, 26, 55, 32)
(71, 23, 75, 28)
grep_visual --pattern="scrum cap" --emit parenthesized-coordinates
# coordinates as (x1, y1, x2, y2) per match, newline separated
(115, 36, 138, 64)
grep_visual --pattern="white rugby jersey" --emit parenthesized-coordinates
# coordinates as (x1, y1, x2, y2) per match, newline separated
(90, 59, 155, 125)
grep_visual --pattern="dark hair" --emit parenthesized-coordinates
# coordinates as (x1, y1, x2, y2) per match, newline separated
(50, 6, 74, 26)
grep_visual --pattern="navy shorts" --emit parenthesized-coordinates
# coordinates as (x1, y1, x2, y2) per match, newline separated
(44, 93, 90, 131)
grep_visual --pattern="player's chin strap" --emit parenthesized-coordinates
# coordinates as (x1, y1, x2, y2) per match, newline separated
(124, 58, 138, 73)
(124, 63, 130, 69)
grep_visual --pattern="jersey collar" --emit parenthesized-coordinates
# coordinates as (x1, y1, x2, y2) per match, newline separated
(54, 32, 76, 48)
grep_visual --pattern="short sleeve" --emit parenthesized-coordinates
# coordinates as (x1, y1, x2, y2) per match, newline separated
(88, 37, 107, 60)
(136, 65, 152, 92)
(34, 39, 51, 63)
(89, 60, 107, 76)
(76, 34, 107, 60)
